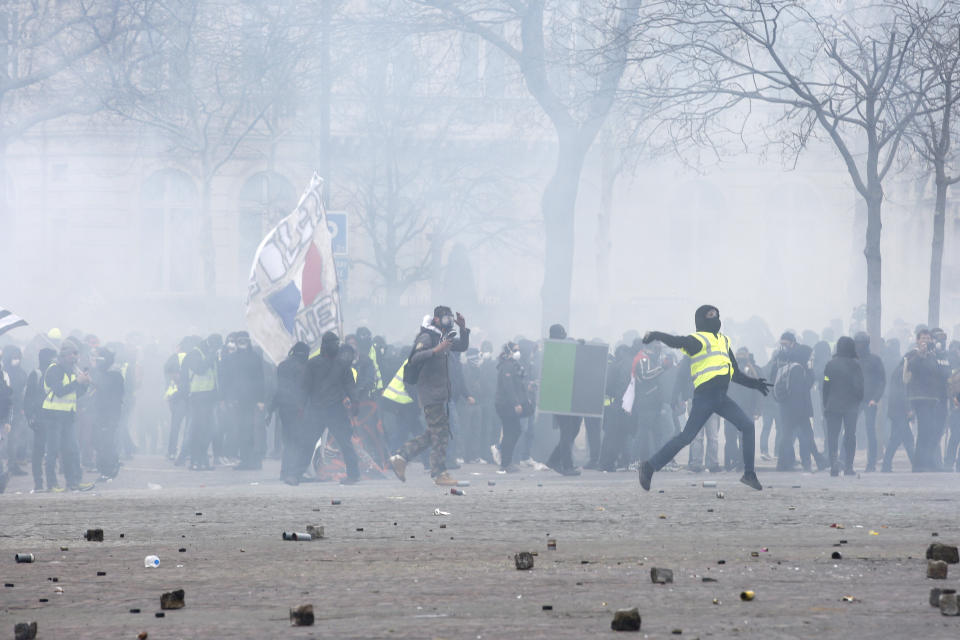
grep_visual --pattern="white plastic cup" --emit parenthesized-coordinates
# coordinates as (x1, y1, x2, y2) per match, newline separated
(144, 555, 160, 568)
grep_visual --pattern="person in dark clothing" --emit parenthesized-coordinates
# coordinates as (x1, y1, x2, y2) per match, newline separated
(90, 347, 124, 480)
(881, 356, 914, 472)
(221, 331, 266, 470)
(640, 305, 770, 492)
(25, 348, 56, 491)
(930, 328, 953, 469)
(905, 329, 950, 471)
(304, 331, 360, 484)
(776, 344, 824, 472)
(181, 336, 219, 470)
(811, 340, 832, 440)
(445, 348, 473, 470)
(631, 342, 666, 466)
(2, 345, 28, 476)
(725, 347, 761, 472)
(597, 344, 635, 471)
(760, 332, 796, 458)
(545, 323, 585, 476)
(494, 342, 528, 473)
(460, 348, 487, 463)
(390, 307, 470, 486)
(822, 336, 864, 475)
(853, 332, 886, 472)
(274, 342, 311, 484)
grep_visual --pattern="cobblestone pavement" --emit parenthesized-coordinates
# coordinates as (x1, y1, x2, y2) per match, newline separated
(1, 454, 959, 639)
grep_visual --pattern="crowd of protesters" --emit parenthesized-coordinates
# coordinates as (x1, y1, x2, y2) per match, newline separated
(1, 307, 958, 494)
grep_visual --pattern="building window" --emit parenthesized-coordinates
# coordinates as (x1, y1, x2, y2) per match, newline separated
(140, 168, 199, 292)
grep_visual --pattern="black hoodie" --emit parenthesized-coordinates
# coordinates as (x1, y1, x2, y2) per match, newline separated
(822, 337, 864, 414)
(854, 333, 886, 404)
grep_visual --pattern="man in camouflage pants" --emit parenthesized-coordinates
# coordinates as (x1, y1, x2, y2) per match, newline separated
(390, 306, 470, 486)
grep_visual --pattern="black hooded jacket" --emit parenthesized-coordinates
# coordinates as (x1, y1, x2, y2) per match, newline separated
(854, 334, 886, 404)
(645, 305, 761, 396)
(822, 337, 864, 414)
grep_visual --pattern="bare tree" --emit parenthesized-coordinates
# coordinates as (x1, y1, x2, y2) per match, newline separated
(0, 0, 152, 240)
(405, 0, 643, 330)
(653, 0, 940, 340)
(904, 5, 960, 327)
(335, 27, 532, 307)
(107, 0, 307, 294)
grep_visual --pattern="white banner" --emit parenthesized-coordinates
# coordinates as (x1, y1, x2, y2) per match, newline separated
(245, 173, 342, 364)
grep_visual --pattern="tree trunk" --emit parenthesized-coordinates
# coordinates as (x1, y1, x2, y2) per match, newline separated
(595, 140, 616, 322)
(864, 184, 883, 342)
(927, 171, 948, 328)
(200, 175, 216, 295)
(540, 130, 589, 332)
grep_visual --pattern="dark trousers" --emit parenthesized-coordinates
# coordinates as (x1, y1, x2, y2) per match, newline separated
(778, 410, 822, 471)
(634, 408, 660, 466)
(311, 405, 359, 480)
(861, 403, 879, 469)
(723, 420, 743, 470)
(188, 394, 216, 466)
(598, 407, 631, 471)
(235, 401, 262, 468)
(496, 406, 522, 468)
(882, 415, 914, 470)
(584, 416, 602, 466)
(825, 409, 858, 472)
(547, 414, 581, 472)
(279, 406, 311, 479)
(649, 386, 755, 473)
(95, 419, 119, 478)
(912, 400, 941, 471)
(30, 421, 47, 488)
(41, 410, 82, 488)
(167, 396, 187, 457)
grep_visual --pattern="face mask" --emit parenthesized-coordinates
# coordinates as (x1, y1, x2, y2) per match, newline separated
(11, 359, 20, 367)
(512, 351, 522, 361)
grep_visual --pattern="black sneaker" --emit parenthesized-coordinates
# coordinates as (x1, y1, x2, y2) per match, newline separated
(639, 461, 654, 491)
(739, 471, 762, 491)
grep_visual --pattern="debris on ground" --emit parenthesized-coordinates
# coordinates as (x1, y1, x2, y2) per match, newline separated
(650, 568, 673, 584)
(514, 552, 534, 570)
(928, 560, 948, 580)
(610, 607, 641, 632)
(84, 529, 104, 542)
(927, 543, 959, 564)
(290, 604, 314, 626)
(160, 589, 185, 610)
(740, 591, 755, 601)
(14, 621, 37, 640)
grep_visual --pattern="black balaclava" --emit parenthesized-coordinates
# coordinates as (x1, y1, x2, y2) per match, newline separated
(836, 336, 857, 358)
(853, 332, 871, 358)
(38, 348, 56, 372)
(548, 324, 567, 339)
(356, 327, 372, 353)
(320, 331, 340, 358)
(289, 341, 310, 364)
(694, 305, 721, 333)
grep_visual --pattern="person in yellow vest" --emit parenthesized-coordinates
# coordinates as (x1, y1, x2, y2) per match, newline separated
(41, 341, 93, 491)
(165, 336, 199, 463)
(181, 336, 219, 470)
(381, 356, 421, 453)
(639, 305, 770, 492)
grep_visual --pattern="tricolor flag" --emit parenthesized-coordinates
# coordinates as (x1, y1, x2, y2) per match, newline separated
(0, 307, 27, 338)
(537, 339, 609, 417)
(245, 173, 342, 364)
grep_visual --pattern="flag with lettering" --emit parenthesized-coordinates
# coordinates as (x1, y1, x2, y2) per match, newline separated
(245, 173, 342, 364)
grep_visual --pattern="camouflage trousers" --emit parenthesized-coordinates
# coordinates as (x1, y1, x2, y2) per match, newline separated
(399, 403, 450, 477)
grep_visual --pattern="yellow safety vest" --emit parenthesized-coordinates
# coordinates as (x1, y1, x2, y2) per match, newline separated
(42, 364, 78, 412)
(165, 352, 187, 398)
(369, 345, 383, 390)
(189, 349, 217, 393)
(382, 360, 413, 405)
(687, 331, 733, 389)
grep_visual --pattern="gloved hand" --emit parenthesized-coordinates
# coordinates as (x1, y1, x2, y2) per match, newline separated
(752, 377, 771, 396)
(642, 332, 655, 344)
